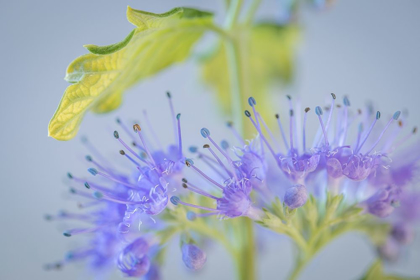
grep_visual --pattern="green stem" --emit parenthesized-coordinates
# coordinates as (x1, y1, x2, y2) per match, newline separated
(244, 0, 263, 25)
(237, 218, 256, 280)
(226, 39, 244, 134)
(289, 256, 310, 280)
(224, 0, 244, 29)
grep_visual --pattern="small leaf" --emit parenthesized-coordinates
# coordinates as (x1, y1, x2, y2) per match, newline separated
(49, 6, 214, 140)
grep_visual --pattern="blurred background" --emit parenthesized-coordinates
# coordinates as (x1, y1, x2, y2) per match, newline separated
(1, 0, 420, 279)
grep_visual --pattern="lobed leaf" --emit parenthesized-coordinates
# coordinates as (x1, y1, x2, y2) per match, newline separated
(49, 6, 214, 140)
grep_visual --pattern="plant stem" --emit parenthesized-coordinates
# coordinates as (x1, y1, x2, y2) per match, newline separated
(224, 1, 256, 279)
(244, 0, 263, 25)
(224, 0, 244, 29)
(289, 255, 310, 280)
(226, 39, 245, 134)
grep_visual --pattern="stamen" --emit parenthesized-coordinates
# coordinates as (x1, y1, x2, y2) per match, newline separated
(302, 107, 310, 152)
(185, 159, 225, 189)
(177, 113, 183, 158)
(200, 128, 237, 172)
(204, 144, 233, 177)
(133, 124, 157, 168)
(354, 123, 363, 152)
(355, 111, 380, 154)
(88, 168, 140, 190)
(143, 110, 163, 150)
(63, 226, 103, 237)
(81, 137, 113, 169)
(170, 196, 218, 212)
(167, 91, 178, 144)
(315, 106, 329, 146)
(197, 152, 227, 179)
(221, 140, 229, 150)
(119, 150, 142, 167)
(289, 110, 294, 151)
(365, 111, 401, 155)
(275, 114, 290, 150)
(249, 97, 261, 130)
(182, 182, 219, 200)
(389, 126, 418, 153)
(316, 93, 336, 146)
(256, 112, 281, 152)
(226, 121, 245, 145)
(246, 111, 279, 163)
(114, 130, 149, 165)
(339, 96, 350, 146)
(92, 191, 143, 205)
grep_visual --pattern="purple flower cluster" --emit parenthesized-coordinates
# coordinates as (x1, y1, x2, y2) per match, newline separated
(46, 93, 420, 277)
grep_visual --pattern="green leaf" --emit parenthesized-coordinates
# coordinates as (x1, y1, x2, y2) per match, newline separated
(200, 23, 299, 119)
(48, 6, 213, 140)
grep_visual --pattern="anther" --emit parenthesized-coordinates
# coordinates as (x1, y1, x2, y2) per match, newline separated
(203, 144, 210, 149)
(113, 131, 119, 139)
(119, 150, 125, 155)
(63, 231, 72, 237)
(182, 178, 188, 183)
(393, 111, 401, 120)
(133, 124, 141, 132)
(286, 95, 291, 100)
(170, 196, 180, 205)
(93, 191, 103, 199)
(166, 91, 171, 98)
(187, 211, 196, 221)
(85, 155, 92, 162)
(182, 183, 188, 189)
(84, 182, 90, 189)
(343, 96, 351, 106)
(413, 127, 417, 134)
(290, 110, 294, 117)
(226, 121, 233, 127)
(44, 214, 53, 221)
(189, 146, 198, 153)
(177, 113, 181, 120)
(398, 120, 403, 127)
(244, 110, 251, 117)
(376, 111, 381, 119)
(248, 97, 256, 106)
(305, 107, 310, 113)
(185, 159, 194, 167)
(116, 118, 121, 124)
(315, 106, 323, 116)
(67, 172, 73, 179)
(200, 128, 210, 138)
(358, 109, 362, 115)
(88, 168, 98, 176)
(331, 93, 336, 99)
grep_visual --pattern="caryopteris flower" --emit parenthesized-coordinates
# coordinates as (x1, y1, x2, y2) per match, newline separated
(47, 93, 420, 279)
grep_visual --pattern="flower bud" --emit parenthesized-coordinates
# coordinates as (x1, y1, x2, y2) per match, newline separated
(391, 223, 414, 244)
(181, 244, 207, 271)
(284, 184, 308, 209)
(117, 238, 151, 277)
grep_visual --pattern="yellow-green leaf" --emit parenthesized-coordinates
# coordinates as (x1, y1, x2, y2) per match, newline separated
(201, 23, 299, 120)
(48, 6, 213, 140)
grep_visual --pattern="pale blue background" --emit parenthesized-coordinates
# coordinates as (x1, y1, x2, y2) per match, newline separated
(1, 0, 419, 279)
